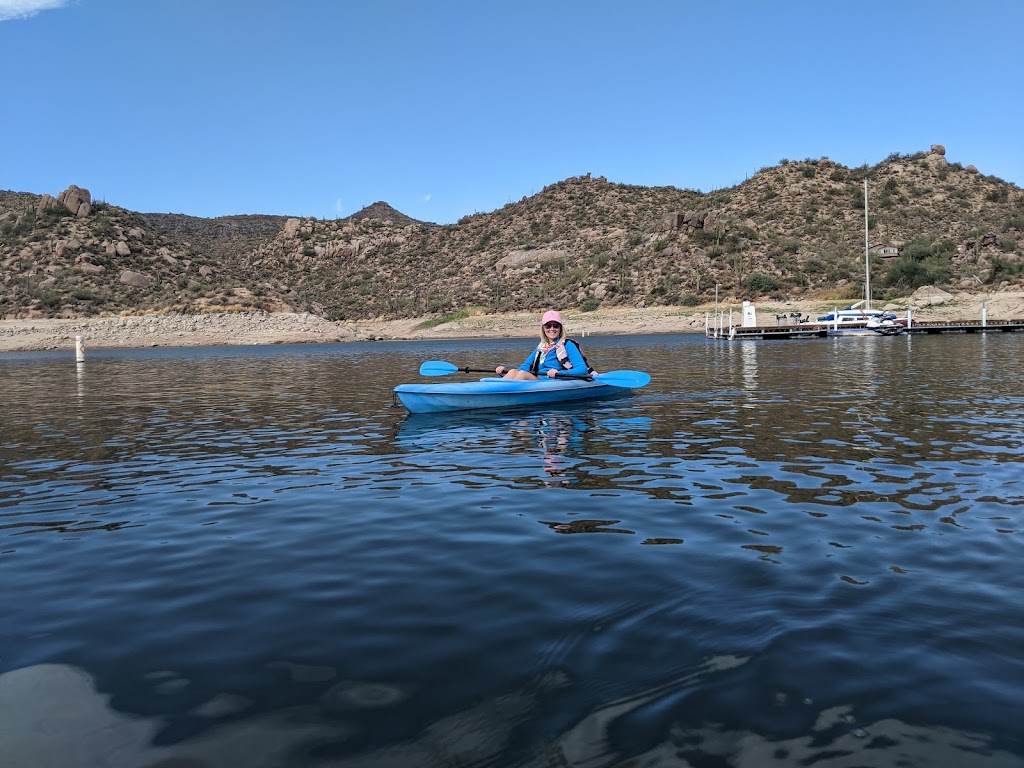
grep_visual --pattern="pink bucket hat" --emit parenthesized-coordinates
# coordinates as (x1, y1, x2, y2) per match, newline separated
(542, 310, 562, 325)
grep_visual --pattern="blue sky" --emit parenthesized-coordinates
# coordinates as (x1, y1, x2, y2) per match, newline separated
(2, 0, 1022, 224)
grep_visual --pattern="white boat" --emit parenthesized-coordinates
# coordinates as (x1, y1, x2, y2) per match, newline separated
(817, 301, 905, 336)
(819, 180, 904, 337)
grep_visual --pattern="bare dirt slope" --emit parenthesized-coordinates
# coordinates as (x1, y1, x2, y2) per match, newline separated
(2, 288, 1022, 353)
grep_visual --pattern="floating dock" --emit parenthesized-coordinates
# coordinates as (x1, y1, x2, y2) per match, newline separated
(711, 319, 1024, 340)
(706, 302, 1024, 340)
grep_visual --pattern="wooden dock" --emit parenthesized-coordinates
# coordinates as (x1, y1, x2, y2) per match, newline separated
(708, 318, 1024, 340)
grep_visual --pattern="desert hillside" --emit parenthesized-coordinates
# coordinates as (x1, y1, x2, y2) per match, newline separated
(2, 145, 1022, 323)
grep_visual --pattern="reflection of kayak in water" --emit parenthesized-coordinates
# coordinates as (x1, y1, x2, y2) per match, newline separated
(394, 409, 652, 452)
(394, 370, 650, 414)
(394, 409, 651, 487)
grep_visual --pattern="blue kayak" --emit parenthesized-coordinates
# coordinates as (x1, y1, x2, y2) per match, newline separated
(394, 376, 634, 414)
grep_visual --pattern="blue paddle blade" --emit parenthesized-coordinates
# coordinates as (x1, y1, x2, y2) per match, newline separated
(594, 370, 651, 388)
(419, 360, 460, 376)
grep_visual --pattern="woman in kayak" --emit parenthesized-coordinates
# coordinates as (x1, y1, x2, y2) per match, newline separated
(495, 310, 591, 380)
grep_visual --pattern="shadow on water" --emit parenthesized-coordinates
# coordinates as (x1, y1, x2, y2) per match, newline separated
(2, 659, 1020, 768)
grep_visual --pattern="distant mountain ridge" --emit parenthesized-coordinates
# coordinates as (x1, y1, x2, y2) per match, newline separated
(2, 145, 1022, 320)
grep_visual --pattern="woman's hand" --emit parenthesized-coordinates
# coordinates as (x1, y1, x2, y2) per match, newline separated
(546, 369, 557, 378)
(495, 366, 505, 375)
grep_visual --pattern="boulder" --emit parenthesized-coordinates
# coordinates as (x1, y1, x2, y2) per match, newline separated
(681, 211, 705, 229)
(115, 241, 132, 257)
(656, 212, 684, 232)
(909, 285, 954, 306)
(119, 270, 151, 288)
(35, 194, 60, 215)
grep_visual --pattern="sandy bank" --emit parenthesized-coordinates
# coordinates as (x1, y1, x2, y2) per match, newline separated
(2, 289, 1023, 353)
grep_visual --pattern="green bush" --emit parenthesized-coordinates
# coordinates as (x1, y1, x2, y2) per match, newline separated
(580, 297, 600, 312)
(989, 256, 1024, 282)
(744, 272, 779, 294)
(883, 257, 950, 290)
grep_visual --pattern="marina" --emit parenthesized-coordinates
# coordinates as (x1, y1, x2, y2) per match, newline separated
(708, 313, 1024, 340)
(707, 178, 1024, 341)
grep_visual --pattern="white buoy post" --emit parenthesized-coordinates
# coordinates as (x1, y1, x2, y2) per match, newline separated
(982, 302, 987, 327)
(75, 336, 85, 362)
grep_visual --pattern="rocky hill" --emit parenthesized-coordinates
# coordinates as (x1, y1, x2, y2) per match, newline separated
(2, 145, 1022, 320)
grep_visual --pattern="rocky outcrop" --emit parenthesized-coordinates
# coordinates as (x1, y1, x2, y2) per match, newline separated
(654, 210, 723, 233)
(497, 248, 570, 270)
(57, 185, 92, 217)
(34, 185, 93, 217)
(909, 285, 954, 306)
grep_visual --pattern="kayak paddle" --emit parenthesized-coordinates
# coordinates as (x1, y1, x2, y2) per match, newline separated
(419, 361, 495, 376)
(418, 360, 650, 388)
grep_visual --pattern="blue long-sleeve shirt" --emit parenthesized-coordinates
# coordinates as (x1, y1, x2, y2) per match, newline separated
(517, 340, 589, 377)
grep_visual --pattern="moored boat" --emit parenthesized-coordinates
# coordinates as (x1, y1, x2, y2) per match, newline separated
(817, 302, 905, 336)
(820, 181, 907, 337)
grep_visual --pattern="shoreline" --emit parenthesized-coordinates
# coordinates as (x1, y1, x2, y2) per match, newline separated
(2, 288, 1024, 353)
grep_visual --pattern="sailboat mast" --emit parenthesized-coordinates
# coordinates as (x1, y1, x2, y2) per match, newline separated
(864, 178, 871, 310)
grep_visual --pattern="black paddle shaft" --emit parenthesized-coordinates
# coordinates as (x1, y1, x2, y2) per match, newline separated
(492, 367, 592, 381)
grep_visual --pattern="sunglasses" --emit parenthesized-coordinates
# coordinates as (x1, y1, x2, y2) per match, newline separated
(543, 322, 562, 329)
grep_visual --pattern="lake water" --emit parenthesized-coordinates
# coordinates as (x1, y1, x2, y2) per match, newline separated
(1, 333, 1022, 767)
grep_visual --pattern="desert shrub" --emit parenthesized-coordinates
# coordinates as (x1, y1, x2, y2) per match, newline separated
(32, 287, 62, 308)
(883, 257, 950, 290)
(415, 309, 469, 329)
(744, 272, 779, 294)
(1004, 214, 1024, 232)
(580, 297, 600, 312)
(988, 255, 1024, 282)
